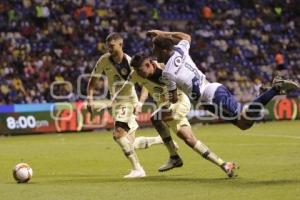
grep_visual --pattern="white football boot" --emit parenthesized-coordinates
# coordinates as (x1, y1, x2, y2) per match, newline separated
(124, 168, 146, 178)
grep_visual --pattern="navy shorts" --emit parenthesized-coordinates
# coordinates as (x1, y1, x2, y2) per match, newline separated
(203, 85, 241, 120)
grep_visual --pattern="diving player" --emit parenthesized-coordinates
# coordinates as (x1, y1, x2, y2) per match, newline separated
(146, 30, 300, 131)
(130, 53, 237, 177)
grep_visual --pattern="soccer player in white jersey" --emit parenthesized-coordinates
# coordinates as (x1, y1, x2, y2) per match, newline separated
(87, 33, 163, 178)
(146, 30, 299, 131)
(130, 53, 237, 177)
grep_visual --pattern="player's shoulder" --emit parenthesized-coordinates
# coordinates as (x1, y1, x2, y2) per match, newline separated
(92, 53, 111, 74)
(153, 61, 165, 70)
(95, 53, 110, 65)
(176, 40, 190, 47)
(130, 70, 139, 81)
(124, 53, 132, 62)
(99, 53, 110, 60)
(131, 70, 148, 84)
(131, 70, 151, 86)
(173, 39, 190, 55)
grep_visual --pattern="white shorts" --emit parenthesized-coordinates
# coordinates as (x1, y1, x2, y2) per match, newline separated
(167, 93, 191, 133)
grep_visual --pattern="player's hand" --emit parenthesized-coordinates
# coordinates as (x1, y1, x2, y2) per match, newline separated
(134, 103, 143, 116)
(161, 102, 171, 110)
(87, 104, 93, 114)
(146, 30, 163, 38)
(108, 100, 115, 108)
(87, 97, 94, 114)
(95, 100, 114, 112)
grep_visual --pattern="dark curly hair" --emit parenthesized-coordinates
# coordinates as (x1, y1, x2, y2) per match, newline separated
(130, 53, 150, 69)
(152, 35, 175, 51)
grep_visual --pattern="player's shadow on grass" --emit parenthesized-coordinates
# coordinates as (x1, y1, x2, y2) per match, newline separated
(46, 175, 300, 186)
(121, 176, 300, 186)
(6, 181, 39, 185)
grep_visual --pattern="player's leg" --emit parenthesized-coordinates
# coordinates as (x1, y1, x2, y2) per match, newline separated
(239, 76, 300, 128)
(151, 108, 183, 172)
(210, 85, 254, 130)
(157, 93, 194, 172)
(113, 122, 142, 171)
(247, 76, 300, 111)
(168, 118, 237, 177)
(176, 125, 224, 166)
(211, 76, 300, 130)
(133, 135, 163, 149)
(113, 103, 145, 178)
(275, 75, 300, 90)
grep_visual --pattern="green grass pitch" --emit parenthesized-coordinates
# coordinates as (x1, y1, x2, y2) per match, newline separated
(0, 121, 300, 200)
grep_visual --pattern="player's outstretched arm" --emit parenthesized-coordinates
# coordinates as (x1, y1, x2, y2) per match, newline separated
(87, 57, 106, 113)
(168, 89, 178, 104)
(135, 86, 149, 115)
(87, 76, 97, 113)
(147, 30, 191, 44)
(139, 86, 149, 105)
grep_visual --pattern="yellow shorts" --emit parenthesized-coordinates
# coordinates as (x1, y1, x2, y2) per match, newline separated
(166, 93, 191, 133)
(112, 102, 138, 134)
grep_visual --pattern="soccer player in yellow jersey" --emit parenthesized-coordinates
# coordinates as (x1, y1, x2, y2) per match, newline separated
(87, 33, 162, 178)
(130, 53, 237, 177)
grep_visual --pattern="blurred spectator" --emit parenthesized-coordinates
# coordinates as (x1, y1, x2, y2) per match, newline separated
(275, 52, 288, 77)
(275, 52, 284, 66)
(202, 6, 213, 19)
(0, 0, 299, 105)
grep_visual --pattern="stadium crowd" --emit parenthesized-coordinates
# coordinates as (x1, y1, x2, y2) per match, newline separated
(0, 0, 300, 104)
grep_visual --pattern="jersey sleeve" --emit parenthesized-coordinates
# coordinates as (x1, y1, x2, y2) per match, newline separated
(173, 40, 190, 55)
(162, 71, 177, 91)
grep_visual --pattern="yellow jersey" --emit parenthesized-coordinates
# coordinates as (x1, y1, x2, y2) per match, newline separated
(130, 62, 188, 106)
(92, 53, 138, 104)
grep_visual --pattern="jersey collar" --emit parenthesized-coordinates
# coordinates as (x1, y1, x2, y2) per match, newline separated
(109, 54, 132, 80)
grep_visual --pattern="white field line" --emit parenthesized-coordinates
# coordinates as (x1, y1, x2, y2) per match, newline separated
(235, 143, 300, 146)
(245, 133, 300, 140)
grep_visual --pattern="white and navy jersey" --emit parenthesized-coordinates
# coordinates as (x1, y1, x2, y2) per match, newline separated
(162, 40, 221, 103)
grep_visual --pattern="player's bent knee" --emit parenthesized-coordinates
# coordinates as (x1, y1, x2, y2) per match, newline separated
(113, 121, 130, 139)
(113, 128, 127, 139)
(123, 150, 134, 157)
(176, 129, 195, 148)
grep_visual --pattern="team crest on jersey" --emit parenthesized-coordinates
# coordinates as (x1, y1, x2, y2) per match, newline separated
(120, 68, 129, 76)
(174, 56, 182, 67)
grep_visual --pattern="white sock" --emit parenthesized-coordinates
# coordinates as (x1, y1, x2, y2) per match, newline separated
(134, 136, 163, 149)
(115, 136, 142, 170)
(193, 140, 225, 166)
(127, 152, 142, 170)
